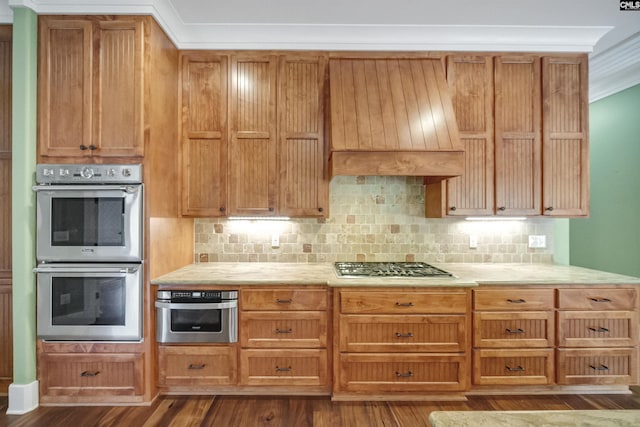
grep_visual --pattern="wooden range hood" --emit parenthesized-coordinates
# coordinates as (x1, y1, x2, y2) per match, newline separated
(329, 58, 464, 179)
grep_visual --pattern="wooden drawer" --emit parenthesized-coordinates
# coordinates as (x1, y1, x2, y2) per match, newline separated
(557, 288, 637, 310)
(339, 353, 467, 392)
(557, 348, 638, 385)
(39, 353, 143, 397)
(473, 311, 554, 348)
(239, 349, 328, 386)
(241, 288, 327, 311)
(473, 349, 554, 385)
(240, 311, 327, 348)
(339, 314, 467, 353)
(340, 290, 468, 314)
(557, 311, 638, 347)
(158, 345, 237, 387)
(473, 289, 554, 311)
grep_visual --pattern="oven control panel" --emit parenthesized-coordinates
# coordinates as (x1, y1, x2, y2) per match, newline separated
(36, 164, 143, 184)
(157, 290, 238, 303)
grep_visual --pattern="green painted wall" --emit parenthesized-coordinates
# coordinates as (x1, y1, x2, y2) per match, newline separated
(570, 84, 640, 277)
(11, 7, 37, 385)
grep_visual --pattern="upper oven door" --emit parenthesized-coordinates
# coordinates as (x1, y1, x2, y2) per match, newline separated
(34, 185, 143, 262)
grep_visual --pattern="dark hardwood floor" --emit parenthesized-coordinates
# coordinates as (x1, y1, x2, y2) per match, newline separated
(2, 392, 640, 427)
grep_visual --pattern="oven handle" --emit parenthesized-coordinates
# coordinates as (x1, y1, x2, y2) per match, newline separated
(154, 301, 237, 310)
(33, 266, 140, 274)
(33, 185, 141, 193)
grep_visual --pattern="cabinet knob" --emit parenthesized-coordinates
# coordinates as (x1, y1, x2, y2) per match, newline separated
(88, 144, 96, 151)
(505, 365, 525, 372)
(219, 207, 226, 213)
(545, 206, 554, 212)
(590, 364, 609, 371)
(80, 370, 100, 377)
(498, 206, 506, 211)
(268, 207, 274, 212)
(275, 366, 292, 372)
(79, 144, 88, 151)
(449, 206, 457, 211)
(318, 207, 324, 212)
(395, 371, 413, 378)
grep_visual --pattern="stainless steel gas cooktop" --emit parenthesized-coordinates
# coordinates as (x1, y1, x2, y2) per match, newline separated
(334, 262, 452, 278)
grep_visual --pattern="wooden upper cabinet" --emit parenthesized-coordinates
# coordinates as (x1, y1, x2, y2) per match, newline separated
(426, 55, 494, 217)
(180, 53, 228, 216)
(38, 16, 144, 158)
(278, 55, 328, 217)
(494, 56, 542, 216)
(228, 54, 278, 216)
(542, 55, 589, 216)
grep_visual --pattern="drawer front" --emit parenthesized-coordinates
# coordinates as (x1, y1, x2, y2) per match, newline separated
(241, 289, 327, 311)
(339, 353, 467, 392)
(473, 311, 554, 348)
(240, 311, 327, 348)
(340, 314, 467, 352)
(474, 289, 554, 311)
(239, 349, 328, 386)
(557, 348, 638, 385)
(557, 288, 637, 310)
(340, 290, 468, 314)
(557, 311, 638, 348)
(473, 349, 554, 385)
(39, 353, 143, 397)
(158, 345, 237, 386)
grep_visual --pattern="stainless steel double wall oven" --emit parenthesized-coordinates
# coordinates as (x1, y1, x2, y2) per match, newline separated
(34, 164, 144, 341)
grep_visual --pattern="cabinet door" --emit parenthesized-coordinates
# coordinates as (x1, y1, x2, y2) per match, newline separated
(93, 20, 144, 157)
(542, 55, 589, 216)
(38, 18, 93, 157)
(278, 55, 328, 217)
(228, 55, 278, 215)
(494, 56, 542, 216)
(440, 55, 494, 216)
(180, 53, 228, 216)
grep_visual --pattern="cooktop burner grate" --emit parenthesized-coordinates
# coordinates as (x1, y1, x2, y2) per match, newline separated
(334, 262, 452, 278)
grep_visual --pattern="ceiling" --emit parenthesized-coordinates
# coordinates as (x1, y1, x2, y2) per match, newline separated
(3, 0, 640, 100)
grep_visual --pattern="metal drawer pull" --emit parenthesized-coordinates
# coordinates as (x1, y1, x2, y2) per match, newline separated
(80, 370, 100, 377)
(188, 364, 206, 370)
(507, 299, 526, 304)
(395, 302, 414, 307)
(275, 328, 293, 334)
(590, 364, 609, 371)
(395, 332, 414, 338)
(506, 328, 525, 334)
(588, 327, 610, 333)
(590, 298, 612, 303)
(275, 366, 292, 372)
(395, 371, 413, 378)
(505, 365, 525, 372)
(276, 298, 292, 304)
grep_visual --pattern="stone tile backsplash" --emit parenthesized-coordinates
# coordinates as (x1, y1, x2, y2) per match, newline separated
(195, 176, 555, 263)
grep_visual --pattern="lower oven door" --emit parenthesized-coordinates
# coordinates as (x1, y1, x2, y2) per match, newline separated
(35, 264, 143, 341)
(155, 300, 238, 343)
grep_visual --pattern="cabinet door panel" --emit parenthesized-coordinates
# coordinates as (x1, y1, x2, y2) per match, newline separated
(229, 56, 277, 215)
(557, 311, 638, 348)
(94, 20, 143, 157)
(158, 345, 236, 386)
(542, 56, 589, 216)
(494, 56, 541, 215)
(557, 348, 637, 385)
(239, 349, 328, 386)
(473, 311, 554, 348)
(38, 19, 93, 157)
(241, 311, 327, 348)
(473, 348, 554, 385)
(181, 54, 228, 216)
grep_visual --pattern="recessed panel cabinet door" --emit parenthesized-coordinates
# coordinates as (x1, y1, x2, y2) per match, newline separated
(180, 53, 228, 216)
(278, 56, 328, 217)
(542, 55, 589, 216)
(228, 55, 278, 216)
(494, 56, 542, 216)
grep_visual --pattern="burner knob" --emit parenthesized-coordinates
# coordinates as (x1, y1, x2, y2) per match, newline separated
(80, 167, 94, 179)
(122, 168, 132, 177)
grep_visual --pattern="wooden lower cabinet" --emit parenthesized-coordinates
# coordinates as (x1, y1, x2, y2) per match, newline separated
(339, 353, 467, 392)
(39, 353, 144, 403)
(158, 345, 237, 387)
(239, 349, 328, 386)
(473, 349, 554, 385)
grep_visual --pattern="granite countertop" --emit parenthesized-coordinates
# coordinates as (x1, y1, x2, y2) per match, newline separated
(150, 262, 640, 287)
(429, 410, 640, 427)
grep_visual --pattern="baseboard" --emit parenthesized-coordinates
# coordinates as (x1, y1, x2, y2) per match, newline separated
(6, 381, 39, 415)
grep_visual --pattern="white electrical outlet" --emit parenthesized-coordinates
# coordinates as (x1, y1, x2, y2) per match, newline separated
(528, 235, 546, 248)
(469, 235, 478, 249)
(271, 233, 280, 248)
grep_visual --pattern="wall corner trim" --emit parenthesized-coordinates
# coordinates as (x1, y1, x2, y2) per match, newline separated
(6, 381, 39, 415)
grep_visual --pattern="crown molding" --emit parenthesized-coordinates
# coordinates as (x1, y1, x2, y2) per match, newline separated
(589, 32, 640, 102)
